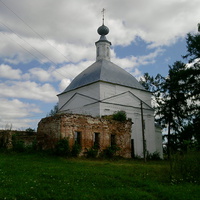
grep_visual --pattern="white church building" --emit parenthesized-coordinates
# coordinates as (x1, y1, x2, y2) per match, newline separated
(57, 23, 163, 158)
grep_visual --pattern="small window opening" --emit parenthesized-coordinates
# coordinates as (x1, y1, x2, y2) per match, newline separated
(111, 134, 116, 146)
(75, 131, 81, 146)
(94, 132, 100, 148)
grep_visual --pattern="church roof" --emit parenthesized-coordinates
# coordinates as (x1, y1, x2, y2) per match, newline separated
(62, 59, 145, 93)
(61, 21, 146, 94)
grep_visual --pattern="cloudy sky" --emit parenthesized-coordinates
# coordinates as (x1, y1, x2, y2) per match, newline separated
(0, 0, 199, 130)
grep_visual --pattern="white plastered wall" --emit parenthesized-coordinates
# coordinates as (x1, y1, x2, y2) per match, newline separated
(99, 82, 160, 157)
(58, 82, 100, 115)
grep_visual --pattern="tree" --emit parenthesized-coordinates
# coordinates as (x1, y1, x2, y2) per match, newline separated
(181, 30, 200, 150)
(140, 29, 200, 156)
(158, 61, 190, 155)
(47, 103, 58, 117)
(183, 33, 200, 63)
(26, 128, 35, 132)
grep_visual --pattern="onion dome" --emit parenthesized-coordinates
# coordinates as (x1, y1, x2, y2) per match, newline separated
(97, 25, 109, 35)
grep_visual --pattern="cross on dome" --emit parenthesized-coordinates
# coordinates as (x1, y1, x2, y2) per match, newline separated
(102, 8, 105, 25)
(97, 8, 109, 36)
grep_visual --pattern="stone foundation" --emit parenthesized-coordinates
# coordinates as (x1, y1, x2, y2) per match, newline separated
(37, 113, 132, 158)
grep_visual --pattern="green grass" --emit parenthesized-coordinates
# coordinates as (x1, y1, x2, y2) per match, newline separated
(0, 152, 199, 200)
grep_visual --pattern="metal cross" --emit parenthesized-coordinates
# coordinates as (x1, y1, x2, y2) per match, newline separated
(102, 8, 105, 25)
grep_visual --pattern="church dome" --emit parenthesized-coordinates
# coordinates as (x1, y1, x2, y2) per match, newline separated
(63, 59, 145, 93)
(61, 22, 145, 94)
(97, 25, 109, 35)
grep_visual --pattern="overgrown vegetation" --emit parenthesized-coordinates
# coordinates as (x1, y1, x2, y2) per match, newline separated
(71, 141, 81, 157)
(101, 145, 121, 158)
(11, 133, 37, 153)
(54, 138, 71, 156)
(0, 151, 199, 200)
(47, 103, 59, 117)
(12, 139, 26, 152)
(25, 127, 36, 135)
(112, 110, 127, 121)
(146, 151, 161, 161)
(85, 146, 99, 158)
(170, 151, 200, 184)
(54, 138, 81, 157)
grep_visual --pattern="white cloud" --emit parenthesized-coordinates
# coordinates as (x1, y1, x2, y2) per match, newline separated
(59, 79, 71, 92)
(137, 48, 165, 66)
(0, 81, 58, 102)
(0, 33, 95, 64)
(131, 68, 142, 78)
(0, 0, 199, 65)
(0, 64, 22, 79)
(29, 68, 51, 82)
(0, 33, 35, 64)
(104, 0, 200, 47)
(112, 48, 164, 70)
(0, 98, 41, 130)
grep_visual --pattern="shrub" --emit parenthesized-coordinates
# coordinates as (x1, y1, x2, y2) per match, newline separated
(71, 142, 81, 157)
(12, 134, 25, 152)
(101, 145, 120, 158)
(147, 151, 161, 160)
(25, 139, 38, 153)
(85, 146, 99, 158)
(25, 128, 35, 136)
(55, 138, 70, 156)
(170, 152, 200, 184)
(112, 111, 127, 121)
(0, 137, 4, 149)
(31, 138, 37, 151)
(13, 140, 26, 152)
(134, 155, 142, 160)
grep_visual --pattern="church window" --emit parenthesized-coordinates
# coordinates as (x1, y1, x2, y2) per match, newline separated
(107, 47, 109, 57)
(110, 134, 116, 146)
(94, 132, 100, 148)
(97, 47, 99, 57)
(75, 131, 81, 145)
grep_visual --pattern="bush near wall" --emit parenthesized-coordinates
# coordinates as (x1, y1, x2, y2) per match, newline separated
(0, 130, 37, 151)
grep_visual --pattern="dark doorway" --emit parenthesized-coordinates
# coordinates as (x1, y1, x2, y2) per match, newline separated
(111, 134, 116, 146)
(94, 132, 100, 148)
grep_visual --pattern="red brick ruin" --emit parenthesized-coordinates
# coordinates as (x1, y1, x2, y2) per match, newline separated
(37, 113, 132, 158)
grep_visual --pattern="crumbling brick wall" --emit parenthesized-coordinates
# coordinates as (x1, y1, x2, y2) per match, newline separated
(0, 130, 13, 149)
(0, 130, 36, 149)
(37, 113, 132, 158)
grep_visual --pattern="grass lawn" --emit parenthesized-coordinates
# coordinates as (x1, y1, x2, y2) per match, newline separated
(0, 151, 199, 200)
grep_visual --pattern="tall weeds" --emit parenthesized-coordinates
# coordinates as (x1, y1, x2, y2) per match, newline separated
(170, 152, 200, 184)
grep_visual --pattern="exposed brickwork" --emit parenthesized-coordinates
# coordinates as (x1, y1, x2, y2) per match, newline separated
(37, 113, 132, 158)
